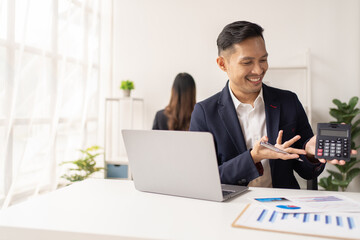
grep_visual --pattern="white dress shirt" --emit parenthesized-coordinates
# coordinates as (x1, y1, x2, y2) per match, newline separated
(228, 83, 272, 187)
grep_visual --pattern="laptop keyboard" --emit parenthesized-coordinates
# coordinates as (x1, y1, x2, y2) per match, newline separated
(222, 190, 234, 197)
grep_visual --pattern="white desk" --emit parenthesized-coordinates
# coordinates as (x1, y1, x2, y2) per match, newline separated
(1, 179, 359, 240)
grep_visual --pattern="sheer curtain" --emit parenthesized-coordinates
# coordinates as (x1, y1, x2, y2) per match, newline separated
(0, 0, 112, 208)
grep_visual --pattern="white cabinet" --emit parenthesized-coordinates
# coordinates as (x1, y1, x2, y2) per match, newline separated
(264, 51, 312, 127)
(264, 51, 315, 189)
(104, 97, 144, 179)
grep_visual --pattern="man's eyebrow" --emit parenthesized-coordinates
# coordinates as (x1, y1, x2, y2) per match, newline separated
(240, 56, 255, 61)
(240, 53, 268, 61)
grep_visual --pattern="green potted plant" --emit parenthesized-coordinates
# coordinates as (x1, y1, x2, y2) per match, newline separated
(120, 80, 135, 97)
(318, 97, 360, 191)
(60, 145, 104, 184)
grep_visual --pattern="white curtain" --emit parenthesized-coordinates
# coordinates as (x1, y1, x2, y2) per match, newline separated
(0, 0, 112, 208)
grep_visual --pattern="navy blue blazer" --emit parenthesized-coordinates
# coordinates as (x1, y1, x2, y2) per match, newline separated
(189, 82, 325, 189)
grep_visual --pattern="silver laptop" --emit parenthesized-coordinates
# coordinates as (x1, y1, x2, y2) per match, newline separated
(122, 129, 248, 202)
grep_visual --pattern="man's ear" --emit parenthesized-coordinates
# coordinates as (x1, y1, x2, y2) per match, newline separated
(216, 56, 227, 72)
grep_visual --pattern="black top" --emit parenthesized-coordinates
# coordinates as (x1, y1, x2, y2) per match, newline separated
(152, 109, 169, 130)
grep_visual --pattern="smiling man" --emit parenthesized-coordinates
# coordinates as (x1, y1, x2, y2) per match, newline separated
(189, 21, 326, 189)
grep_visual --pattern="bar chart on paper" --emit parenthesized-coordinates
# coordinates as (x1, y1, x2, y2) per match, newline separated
(232, 204, 360, 240)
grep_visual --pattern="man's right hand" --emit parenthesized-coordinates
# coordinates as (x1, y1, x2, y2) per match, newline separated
(250, 130, 306, 163)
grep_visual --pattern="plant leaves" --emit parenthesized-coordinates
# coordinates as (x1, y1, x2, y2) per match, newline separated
(324, 96, 360, 191)
(348, 96, 359, 111)
(327, 170, 343, 181)
(60, 145, 104, 182)
(342, 158, 360, 172)
(352, 127, 360, 140)
(342, 111, 360, 118)
(346, 168, 360, 183)
(86, 145, 102, 151)
(352, 119, 360, 128)
(331, 179, 349, 187)
(318, 175, 339, 191)
(332, 99, 343, 109)
(318, 177, 329, 189)
(329, 109, 344, 122)
(334, 164, 347, 173)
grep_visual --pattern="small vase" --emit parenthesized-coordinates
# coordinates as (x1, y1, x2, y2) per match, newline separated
(123, 89, 131, 97)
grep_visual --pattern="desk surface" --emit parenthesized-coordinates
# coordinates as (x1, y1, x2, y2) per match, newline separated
(1, 179, 360, 240)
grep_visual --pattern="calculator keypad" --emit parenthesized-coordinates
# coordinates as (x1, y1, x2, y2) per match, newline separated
(316, 138, 349, 159)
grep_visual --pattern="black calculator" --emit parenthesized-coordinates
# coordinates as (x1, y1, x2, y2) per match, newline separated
(315, 123, 351, 161)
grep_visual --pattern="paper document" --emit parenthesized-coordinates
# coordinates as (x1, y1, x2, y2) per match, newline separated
(252, 195, 360, 213)
(232, 203, 360, 240)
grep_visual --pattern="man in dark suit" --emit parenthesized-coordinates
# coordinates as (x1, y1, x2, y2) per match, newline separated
(190, 21, 346, 189)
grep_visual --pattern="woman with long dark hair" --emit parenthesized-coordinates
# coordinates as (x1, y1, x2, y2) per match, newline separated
(152, 73, 196, 130)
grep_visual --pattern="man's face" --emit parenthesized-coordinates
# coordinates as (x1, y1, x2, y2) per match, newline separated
(217, 36, 268, 100)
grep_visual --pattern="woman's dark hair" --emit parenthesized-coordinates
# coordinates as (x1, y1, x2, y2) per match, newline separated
(217, 21, 264, 55)
(164, 73, 196, 130)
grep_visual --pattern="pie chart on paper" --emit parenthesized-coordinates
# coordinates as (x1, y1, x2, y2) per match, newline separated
(276, 205, 301, 210)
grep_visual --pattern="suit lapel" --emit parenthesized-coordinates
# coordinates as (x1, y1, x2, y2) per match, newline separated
(217, 82, 247, 152)
(217, 83, 281, 153)
(263, 84, 280, 144)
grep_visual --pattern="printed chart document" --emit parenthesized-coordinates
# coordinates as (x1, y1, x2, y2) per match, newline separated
(232, 204, 360, 240)
(252, 195, 360, 213)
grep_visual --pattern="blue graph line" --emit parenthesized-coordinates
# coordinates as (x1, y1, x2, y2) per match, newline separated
(326, 215, 331, 224)
(269, 211, 277, 223)
(254, 207, 357, 233)
(347, 217, 355, 230)
(257, 209, 268, 222)
(303, 213, 309, 223)
(336, 216, 343, 227)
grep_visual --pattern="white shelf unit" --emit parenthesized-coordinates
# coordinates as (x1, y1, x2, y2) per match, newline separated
(264, 51, 312, 126)
(104, 97, 144, 179)
(264, 51, 315, 189)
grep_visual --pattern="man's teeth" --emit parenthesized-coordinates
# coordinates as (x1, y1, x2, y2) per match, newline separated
(248, 77, 261, 82)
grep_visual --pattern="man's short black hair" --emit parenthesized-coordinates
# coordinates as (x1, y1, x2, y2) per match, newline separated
(217, 21, 264, 55)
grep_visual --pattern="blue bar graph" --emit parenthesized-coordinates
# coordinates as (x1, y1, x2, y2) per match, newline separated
(254, 208, 357, 231)
(347, 217, 355, 230)
(303, 213, 309, 223)
(326, 215, 331, 224)
(257, 209, 268, 222)
(269, 211, 278, 223)
(336, 216, 343, 227)
(234, 205, 360, 239)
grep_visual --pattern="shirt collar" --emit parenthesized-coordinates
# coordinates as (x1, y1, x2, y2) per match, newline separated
(228, 82, 264, 110)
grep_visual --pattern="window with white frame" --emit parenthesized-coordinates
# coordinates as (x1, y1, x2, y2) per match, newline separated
(0, 0, 103, 207)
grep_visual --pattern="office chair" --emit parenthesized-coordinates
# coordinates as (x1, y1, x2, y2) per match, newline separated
(307, 177, 318, 190)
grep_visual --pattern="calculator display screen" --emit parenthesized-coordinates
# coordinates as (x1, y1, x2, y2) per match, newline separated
(320, 129, 348, 137)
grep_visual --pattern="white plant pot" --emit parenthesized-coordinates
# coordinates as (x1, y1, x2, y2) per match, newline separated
(122, 90, 131, 97)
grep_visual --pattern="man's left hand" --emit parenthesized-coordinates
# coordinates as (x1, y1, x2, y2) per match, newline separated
(305, 135, 357, 165)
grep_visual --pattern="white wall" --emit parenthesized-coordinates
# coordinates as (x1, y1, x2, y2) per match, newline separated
(112, 0, 360, 191)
